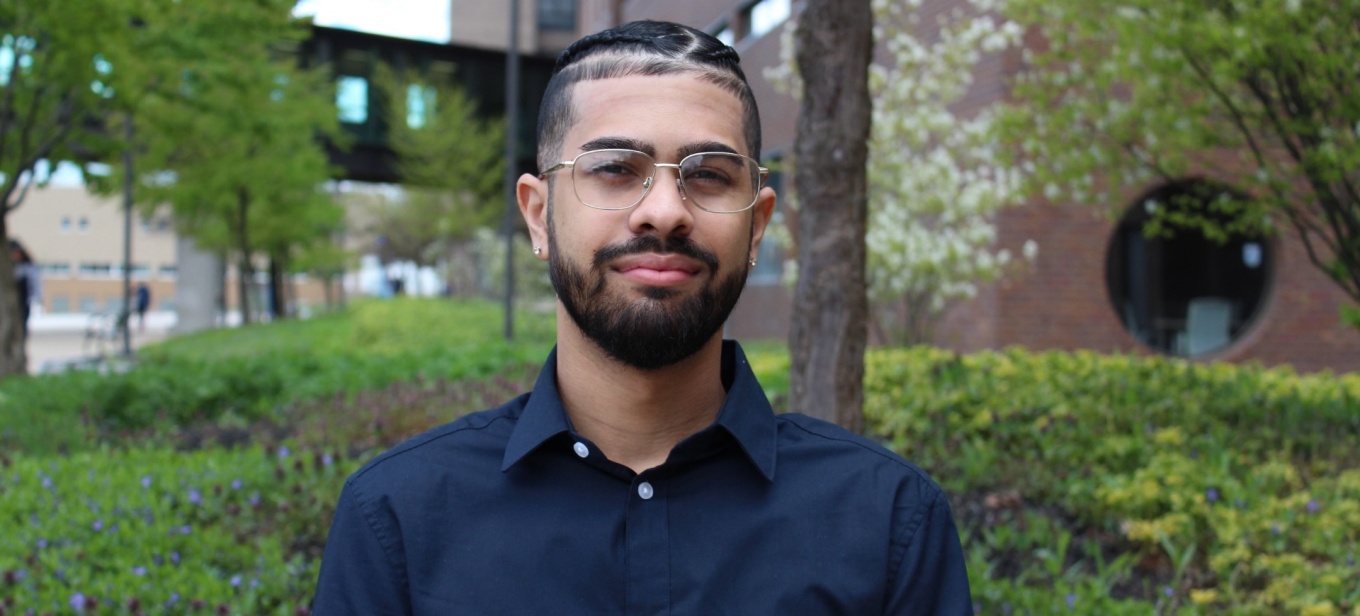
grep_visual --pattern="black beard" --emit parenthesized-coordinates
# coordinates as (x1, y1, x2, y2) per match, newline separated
(547, 220, 749, 371)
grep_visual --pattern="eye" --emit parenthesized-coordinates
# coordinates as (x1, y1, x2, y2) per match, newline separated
(579, 151, 649, 186)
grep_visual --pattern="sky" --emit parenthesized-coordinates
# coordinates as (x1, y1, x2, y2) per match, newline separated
(292, 0, 451, 43)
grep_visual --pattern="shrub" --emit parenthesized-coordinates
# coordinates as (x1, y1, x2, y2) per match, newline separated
(861, 346, 1360, 613)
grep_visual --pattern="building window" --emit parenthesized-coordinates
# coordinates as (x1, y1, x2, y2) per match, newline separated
(336, 75, 369, 124)
(60, 216, 72, 233)
(741, 0, 791, 41)
(406, 83, 436, 129)
(131, 264, 151, 279)
(77, 216, 89, 232)
(78, 262, 114, 278)
(40, 262, 71, 277)
(713, 22, 735, 46)
(1106, 180, 1272, 357)
(537, 0, 576, 31)
(158, 265, 178, 279)
(79, 296, 98, 313)
(49, 295, 70, 314)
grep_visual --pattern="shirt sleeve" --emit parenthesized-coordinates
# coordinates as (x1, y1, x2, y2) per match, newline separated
(311, 479, 412, 615)
(884, 486, 973, 615)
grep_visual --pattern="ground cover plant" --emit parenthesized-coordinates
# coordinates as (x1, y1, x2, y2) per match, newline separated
(3, 299, 1358, 613)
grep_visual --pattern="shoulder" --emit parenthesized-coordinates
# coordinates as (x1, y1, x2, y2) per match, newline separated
(343, 393, 529, 495)
(774, 413, 945, 502)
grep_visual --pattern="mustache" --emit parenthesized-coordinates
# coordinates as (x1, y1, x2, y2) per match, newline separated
(592, 235, 720, 272)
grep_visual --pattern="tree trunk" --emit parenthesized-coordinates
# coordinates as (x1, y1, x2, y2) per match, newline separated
(787, 0, 873, 432)
(236, 188, 253, 325)
(268, 252, 287, 319)
(0, 220, 27, 378)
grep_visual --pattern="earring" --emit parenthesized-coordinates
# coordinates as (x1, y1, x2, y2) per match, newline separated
(749, 258, 757, 268)
(533, 246, 543, 256)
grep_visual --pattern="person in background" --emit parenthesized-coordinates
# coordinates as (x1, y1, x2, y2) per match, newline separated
(135, 282, 152, 332)
(9, 239, 38, 339)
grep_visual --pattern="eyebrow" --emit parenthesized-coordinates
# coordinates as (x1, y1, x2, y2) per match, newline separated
(579, 137, 653, 157)
(578, 137, 742, 161)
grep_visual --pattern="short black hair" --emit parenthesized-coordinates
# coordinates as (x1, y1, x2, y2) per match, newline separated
(535, 20, 762, 171)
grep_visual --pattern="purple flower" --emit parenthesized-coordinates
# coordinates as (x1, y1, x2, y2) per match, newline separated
(35, 538, 48, 549)
(133, 566, 147, 577)
(1307, 500, 1320, 514)
(249, 493, 261, 507)
(188, 489, 202, 506)
(1163, 586, 1174, 597)
(69, 592, 86, 612)
(277, 445, 291, 459)
(170, 551, 181, 565)
(91, 519, 104, 532)
(1271, 523, 1281, 535)
(230, 479, 242, 491)
(322, 453, 334, 467)
(41, 476, 52, 490)
(1205, 487, 1220, 503)
(178, 524, 192, 535)
(166, 592, 181, 607)
(1066, 594, 1076, 609)
(230, 574, 242, 588)
(141, 475, 152, 489)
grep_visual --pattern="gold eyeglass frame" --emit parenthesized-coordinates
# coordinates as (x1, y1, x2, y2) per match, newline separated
(539, 148, 770, 213)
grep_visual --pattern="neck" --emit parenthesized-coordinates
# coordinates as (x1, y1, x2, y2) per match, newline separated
(554, 305, 728, 474)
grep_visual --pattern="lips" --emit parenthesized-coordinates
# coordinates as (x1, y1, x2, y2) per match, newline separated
(612, 253, 704, 286)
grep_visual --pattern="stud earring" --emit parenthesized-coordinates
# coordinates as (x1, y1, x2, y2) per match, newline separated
(533, 246, 543, 256)
(749, 258, 757, 268)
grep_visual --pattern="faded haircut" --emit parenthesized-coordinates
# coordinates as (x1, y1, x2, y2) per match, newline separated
(535, 20, 762, 172)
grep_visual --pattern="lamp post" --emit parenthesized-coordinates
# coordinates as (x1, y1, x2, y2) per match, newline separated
(121, 114, 134, 356)
(501, 0, 521, 341)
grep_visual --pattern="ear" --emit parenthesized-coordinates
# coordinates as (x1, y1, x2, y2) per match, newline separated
(747, 185, 777, 262)
(518, 173, 550, 260)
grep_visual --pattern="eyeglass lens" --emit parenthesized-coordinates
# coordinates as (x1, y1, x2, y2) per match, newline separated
(572, 150, 759, 212)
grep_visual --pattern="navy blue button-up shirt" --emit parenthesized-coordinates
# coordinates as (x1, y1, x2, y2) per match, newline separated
(312, 341, 971, 615)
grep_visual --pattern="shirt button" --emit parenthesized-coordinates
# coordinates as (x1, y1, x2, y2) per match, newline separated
(637, 482, 654, 500)
(572, 442, 589, 458)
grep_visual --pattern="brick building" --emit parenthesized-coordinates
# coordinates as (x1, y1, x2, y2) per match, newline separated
(576, 0, 1360, 373)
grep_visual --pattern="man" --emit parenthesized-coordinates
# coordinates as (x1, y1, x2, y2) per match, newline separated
(313, 20, 971, 614)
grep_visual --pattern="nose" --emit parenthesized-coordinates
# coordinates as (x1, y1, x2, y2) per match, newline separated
(629, 164, 694, 238)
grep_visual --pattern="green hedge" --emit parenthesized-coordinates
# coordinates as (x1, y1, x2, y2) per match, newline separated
(853, 347, 1360, 615)
(0, 299, 553, 455)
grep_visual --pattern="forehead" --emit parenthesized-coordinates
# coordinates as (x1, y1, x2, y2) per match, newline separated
(562, 73, 748, 157)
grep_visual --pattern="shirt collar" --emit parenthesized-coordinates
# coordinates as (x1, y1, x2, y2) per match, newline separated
(501, 341, 778, 481)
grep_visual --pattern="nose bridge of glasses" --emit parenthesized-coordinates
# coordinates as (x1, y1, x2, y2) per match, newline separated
(649, 162, 688, 201)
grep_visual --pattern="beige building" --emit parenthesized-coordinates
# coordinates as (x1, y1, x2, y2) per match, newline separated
(450, 0, 579, 54)
(10, 185, 178, 316)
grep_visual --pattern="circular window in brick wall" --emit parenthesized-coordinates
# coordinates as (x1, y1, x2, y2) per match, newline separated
(1106, 180, 1272, 357)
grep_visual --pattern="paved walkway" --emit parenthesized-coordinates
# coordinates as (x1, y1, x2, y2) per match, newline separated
(25, 312, 176, 374)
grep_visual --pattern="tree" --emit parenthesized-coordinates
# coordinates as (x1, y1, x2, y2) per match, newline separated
(0, 0, 133, 376)
(861, 0, 1032, 344)
(787, 0, 873, 431)
(999, 0, 1360, 326)
(369, 63, 505, 296)
(123, 0, 343, 324)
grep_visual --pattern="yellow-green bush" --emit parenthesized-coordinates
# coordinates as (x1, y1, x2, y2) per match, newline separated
(860, 346, 1360, 612)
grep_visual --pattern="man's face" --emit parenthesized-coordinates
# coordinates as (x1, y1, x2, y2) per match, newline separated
(522, 73, 775, 370)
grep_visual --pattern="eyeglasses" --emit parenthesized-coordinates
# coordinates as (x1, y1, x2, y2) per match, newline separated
(539, 149, 769, 213)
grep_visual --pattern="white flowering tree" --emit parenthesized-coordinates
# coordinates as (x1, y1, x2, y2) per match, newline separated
(997, 0, 1360, 327)
(771, 0, 1034, 345)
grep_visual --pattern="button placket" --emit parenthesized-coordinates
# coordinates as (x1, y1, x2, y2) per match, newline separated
(625, 475, 668, 614)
